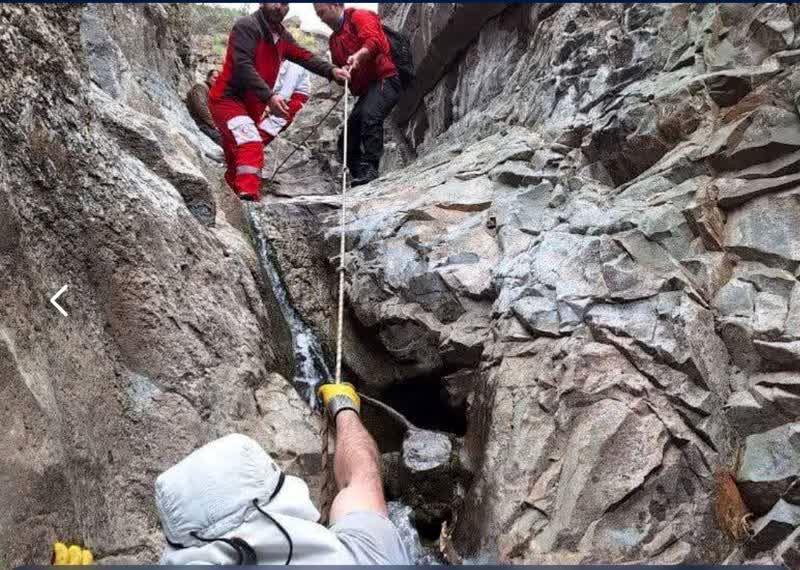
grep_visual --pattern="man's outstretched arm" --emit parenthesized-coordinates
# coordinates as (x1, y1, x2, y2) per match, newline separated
(318, 383, 411, 565)
(330, 410, 387, 522)
(318, 383, 387, 522)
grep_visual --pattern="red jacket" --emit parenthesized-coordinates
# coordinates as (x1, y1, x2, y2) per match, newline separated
(329, 8, 397, 96)
(210, 10, 333, 110)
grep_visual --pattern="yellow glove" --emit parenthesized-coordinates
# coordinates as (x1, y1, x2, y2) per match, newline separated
(318, 382, 360, 421)
(53, 542, 93, 565)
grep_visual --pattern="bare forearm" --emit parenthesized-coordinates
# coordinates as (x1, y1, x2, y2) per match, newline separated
(334, 410, 381, 489)
(320, 385, 387, 521)
(354, 46, 371, 61)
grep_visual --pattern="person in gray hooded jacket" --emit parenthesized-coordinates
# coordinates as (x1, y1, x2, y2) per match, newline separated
(155, 382, 410, 565)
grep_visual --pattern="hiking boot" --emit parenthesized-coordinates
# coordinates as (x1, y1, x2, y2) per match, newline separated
(351, 164, 378, 187)
(236, 191, 260, 202)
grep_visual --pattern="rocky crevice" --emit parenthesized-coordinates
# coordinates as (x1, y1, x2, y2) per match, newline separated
(5, 2, 800, 567)
(0, 5, 320, 565)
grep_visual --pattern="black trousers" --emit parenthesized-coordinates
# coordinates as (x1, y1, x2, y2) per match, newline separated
(338, 75, 402, 173)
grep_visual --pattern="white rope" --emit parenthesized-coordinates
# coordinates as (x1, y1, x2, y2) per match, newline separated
(321, 79, 349, 525)
(334, 80, 349, 385)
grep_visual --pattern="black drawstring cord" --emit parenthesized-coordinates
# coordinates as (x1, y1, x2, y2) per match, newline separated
(253, 498, 293, 565)
(189, 532, 257, 566)
(269, 471, 286, 502)
(164, 536, 184, 549)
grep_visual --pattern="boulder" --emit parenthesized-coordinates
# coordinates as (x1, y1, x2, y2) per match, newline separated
(398, 429, 468, 529)
(706, 106, 800, 173)
(725, 376, 800, 438)
(737, 423, 800, 515)
(725, 193, 800, 271)
(716, 173, 800, 209)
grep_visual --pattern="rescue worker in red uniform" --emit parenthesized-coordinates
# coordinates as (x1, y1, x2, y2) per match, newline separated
(210, 3, 350, 201)
(314, 3, 402, 187)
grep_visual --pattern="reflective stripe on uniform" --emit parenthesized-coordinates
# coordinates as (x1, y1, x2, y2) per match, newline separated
(236, 165, 262, 176)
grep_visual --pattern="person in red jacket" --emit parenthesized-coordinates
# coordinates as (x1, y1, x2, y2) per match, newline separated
(210, 3, 350, 201)
(314, 3, 402, 187)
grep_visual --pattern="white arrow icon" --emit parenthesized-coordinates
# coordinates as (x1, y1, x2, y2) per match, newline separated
(50, 285, 69, 317)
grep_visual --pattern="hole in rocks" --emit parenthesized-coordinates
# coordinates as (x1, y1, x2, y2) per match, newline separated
(414, 514, 444, 543)
(381, 376, 467, 436)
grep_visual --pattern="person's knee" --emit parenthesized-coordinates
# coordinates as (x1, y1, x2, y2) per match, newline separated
(226, 115, 262, 148)
(360, 101, 389, 129)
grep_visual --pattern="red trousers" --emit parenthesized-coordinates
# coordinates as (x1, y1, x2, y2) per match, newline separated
(209, 94, 308, 200)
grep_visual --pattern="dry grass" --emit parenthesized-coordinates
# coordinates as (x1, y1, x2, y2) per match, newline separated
(714, 469, 753, 542)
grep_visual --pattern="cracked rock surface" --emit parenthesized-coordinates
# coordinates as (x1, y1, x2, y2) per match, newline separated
(274, 3, 800, 564)
(7, 2, 800, 567)
(0, 5, 322, 565)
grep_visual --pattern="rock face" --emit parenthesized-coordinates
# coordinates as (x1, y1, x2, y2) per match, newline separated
(7, 2, 800, 568)
(272, 2, 800, 564)
(0, 5, 323, 565)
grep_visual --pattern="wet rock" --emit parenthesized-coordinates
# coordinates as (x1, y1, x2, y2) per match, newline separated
(737, 423, 800, 515)
(387, 501, 439, 565)
(250, 203, 413, 390)
(399, 429, 466, 529)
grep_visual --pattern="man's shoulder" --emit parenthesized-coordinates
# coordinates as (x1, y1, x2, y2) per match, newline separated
(232, 12, 259, 33)
(186, 83, 208, 101)
(348, 8, 382, 25)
